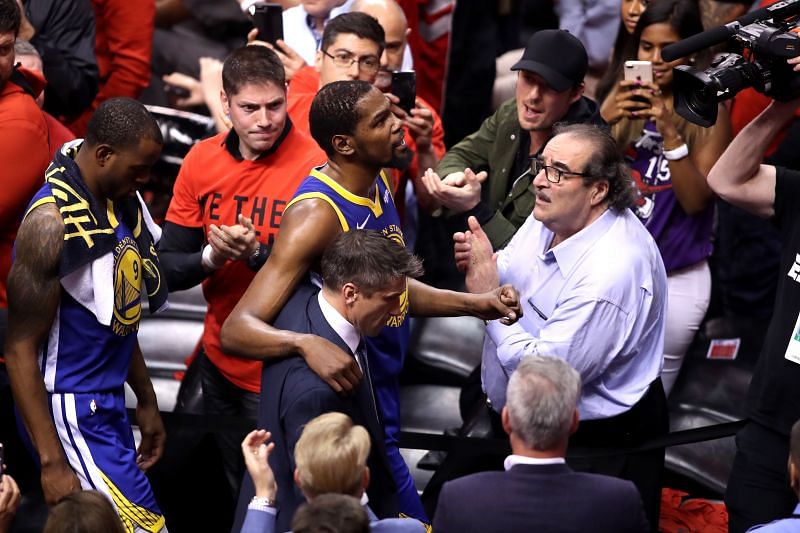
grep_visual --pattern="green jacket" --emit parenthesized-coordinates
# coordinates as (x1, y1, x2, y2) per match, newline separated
(436, 96, 605, 249)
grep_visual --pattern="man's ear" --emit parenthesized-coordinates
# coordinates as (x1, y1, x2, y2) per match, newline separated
(314, 49, 324, 74)
(590, 180, 609, 207)
(331, 134, 355, 156)
(342, 282, 358, 305)
(220, 90, 230, 115)
(95, 144, 114, 166)
(501, 406, 513, 436)
(569, 408, 580, 436)
(569, 82, 585, 105)
(362, 466, 370, 493)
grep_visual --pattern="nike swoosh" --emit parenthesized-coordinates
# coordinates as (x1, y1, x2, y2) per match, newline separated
(357, 214, 371, 229)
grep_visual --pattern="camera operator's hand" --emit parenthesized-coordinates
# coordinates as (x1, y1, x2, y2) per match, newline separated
(601, 79, 653, 124)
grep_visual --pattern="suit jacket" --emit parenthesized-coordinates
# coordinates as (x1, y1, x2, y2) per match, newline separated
(433, 463, 650, 533)
(232, 283, 398, 532)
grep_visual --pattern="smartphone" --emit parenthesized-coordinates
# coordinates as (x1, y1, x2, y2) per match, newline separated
(251, 3, 283, 45)
(391, 71, 416, 114)
(623, 60, 654, 84)
(164, 84, 190, 99)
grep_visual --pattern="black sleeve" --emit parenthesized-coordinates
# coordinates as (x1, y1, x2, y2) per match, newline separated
(157, 221, 209, 292)
(27, 0, 99, 120)
(246, 242, 272, 272)
(773, 166, 800, 236)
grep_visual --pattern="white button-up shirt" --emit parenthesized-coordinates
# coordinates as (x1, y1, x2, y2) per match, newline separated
(482, 208, 667, 420)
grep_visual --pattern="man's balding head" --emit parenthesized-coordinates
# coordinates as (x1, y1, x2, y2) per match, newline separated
(352, 0, 409, 91)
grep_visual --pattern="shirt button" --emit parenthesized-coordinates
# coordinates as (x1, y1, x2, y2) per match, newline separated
(510, 134, 516, 140)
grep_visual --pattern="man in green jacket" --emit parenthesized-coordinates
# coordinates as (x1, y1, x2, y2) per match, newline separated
(422, 29, 606, 249)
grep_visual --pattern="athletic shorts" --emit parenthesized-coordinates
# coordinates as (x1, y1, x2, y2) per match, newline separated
(49, 389, 166, 532)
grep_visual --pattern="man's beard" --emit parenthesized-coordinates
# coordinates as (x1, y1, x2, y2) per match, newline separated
(386, 144, 413, 171)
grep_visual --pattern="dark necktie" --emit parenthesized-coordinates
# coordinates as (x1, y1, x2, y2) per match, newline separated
(356, 340, 381, 424)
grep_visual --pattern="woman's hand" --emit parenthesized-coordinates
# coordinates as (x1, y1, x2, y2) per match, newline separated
(601, 79, 653, 125)
(628, 81, 683, 147)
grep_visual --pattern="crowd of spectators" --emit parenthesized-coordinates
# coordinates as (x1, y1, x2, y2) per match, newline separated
(3, 0, 800, 532)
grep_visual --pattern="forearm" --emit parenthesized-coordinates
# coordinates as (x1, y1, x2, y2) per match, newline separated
(708, 101, 792, 193)
(666, 157, 713, 215)
(408, 279, 474, 317)
(5, 348, 67, 467)
(127, 343, 158, 408)
(220, 312, 311, 360)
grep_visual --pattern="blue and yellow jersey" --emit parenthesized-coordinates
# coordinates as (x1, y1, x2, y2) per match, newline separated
(24, 182, 142, 394)
(287, 166, 410, 433)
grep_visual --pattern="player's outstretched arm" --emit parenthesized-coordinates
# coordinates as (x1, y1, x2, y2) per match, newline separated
(4, 203, 81, 505)
(220, 200, 363, 394)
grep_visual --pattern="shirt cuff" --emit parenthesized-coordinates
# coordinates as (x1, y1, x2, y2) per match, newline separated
(247, 502, 277, 515)
(486, 320, 531, 371)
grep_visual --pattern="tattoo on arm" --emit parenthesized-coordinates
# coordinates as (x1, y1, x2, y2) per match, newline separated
(6, 203, 64, 343)
(4, 203, 65, 465)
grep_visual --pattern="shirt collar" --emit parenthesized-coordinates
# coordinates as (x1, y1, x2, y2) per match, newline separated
(317, 291, 360, 355)
(222, 117, 293, 161)
(539, 208, 616, 276)
(503, 454, 566, 470)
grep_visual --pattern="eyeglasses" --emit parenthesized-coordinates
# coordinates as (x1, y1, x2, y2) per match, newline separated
(322, 49, 380, 74)
(530, 156, 591, 184)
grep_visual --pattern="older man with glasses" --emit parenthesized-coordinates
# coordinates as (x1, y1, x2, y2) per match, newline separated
(448, 123, 669, 531)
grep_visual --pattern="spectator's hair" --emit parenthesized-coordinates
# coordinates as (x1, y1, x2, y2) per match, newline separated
(791, 419, 800, 467)
(320, 12, 385, 57)
(606, 0, 710, 150)
(85, 97, 163, 151)
(551, 123, 637, 212)
(506, 356, 581, 451)
(0, 0, 20, 36)
(13, 39, 38, 58)
(321, 229, 423, 295)
(43, 490, 125, 533)
(310, 81, 375, 157)
(294, 412, 371, 497)
(222, 45, 285, 96)
(291, 493, 370, 533)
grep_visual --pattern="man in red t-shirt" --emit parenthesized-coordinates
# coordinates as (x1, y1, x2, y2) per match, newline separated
(158, 45, 324, 501)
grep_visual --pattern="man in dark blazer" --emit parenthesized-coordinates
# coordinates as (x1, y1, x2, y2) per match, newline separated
(233, 229, 425, 531)
(433, 355, 650, 533)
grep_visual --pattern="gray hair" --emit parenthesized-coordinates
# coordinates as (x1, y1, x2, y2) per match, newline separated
(552, 123, 637, 212)
(506, 355, 581, 451)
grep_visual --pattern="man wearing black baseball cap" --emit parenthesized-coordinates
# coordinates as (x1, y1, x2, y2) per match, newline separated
(421, 29, 606, 250)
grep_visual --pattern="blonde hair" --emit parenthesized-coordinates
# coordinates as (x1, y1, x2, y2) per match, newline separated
(294, 412, 371, 497)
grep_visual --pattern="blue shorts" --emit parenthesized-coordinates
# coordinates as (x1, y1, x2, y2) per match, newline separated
(49, 389, 165, 532)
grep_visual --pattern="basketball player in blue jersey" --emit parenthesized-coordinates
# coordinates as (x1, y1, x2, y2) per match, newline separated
(5, 98, 168, 532)
(222, 80, 521, 523)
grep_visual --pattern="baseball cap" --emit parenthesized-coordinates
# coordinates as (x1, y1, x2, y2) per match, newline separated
(511, 29, 588, 92)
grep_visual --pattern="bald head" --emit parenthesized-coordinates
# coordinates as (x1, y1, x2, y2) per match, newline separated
(352, 0, 409, 91)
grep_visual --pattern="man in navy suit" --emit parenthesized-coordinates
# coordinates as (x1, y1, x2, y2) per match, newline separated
(433, 355, 650, 533)
(233, 229, 425, 531)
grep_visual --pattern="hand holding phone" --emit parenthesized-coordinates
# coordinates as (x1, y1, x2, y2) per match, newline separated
(391, 71, 416, 115)
(250, 3, 283, 45)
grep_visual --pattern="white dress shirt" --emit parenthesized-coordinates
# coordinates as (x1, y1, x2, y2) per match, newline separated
(482, 208, 667, 420)
(318, 291, 360, 367)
